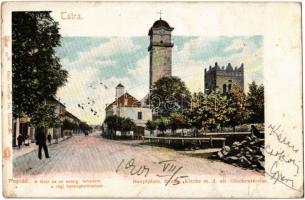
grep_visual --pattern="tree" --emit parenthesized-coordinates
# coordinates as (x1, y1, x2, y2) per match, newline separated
(79, 121, 92, 133)
(12, 12, 68, 118)
(103, 116, 135, 138)
(61, 119, 79, 135)
(245, 82, 264, 123)
(145, 120, 156, 136)
(121, 118, 136, 132)
(226, 84, 246, 131)
(148, 76, 191, 117)
(205, 91, 230, 131)
(30, 104, 61, 129)
(155, 117, 169, 136)
(104, 115, 120, 137)
(187, 91, 230, 135)
(168, 113, 187, 136)
(187, 92, 206, 136)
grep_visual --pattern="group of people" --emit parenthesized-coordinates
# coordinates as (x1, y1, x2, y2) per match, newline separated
(18, 128, 90, 160)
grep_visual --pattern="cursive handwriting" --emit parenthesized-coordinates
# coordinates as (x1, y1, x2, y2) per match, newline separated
(116, 158, 150, 177)
(267, 161, 295, 189)
(268, 124, 299, 153)
(153, 160, 188, 186)
(115, 158, 187, 186)
(266, 124, 301, 191)
(265, 145, 300, 175)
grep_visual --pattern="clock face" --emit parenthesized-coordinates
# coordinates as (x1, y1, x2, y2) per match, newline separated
(159, 29, 165, 35)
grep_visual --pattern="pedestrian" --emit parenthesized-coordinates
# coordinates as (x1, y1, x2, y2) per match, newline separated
(35, 127, 50, 159)
(251, 125, 261, 138)
(17, 135, 23, 149)
(47, 133, 52, 144)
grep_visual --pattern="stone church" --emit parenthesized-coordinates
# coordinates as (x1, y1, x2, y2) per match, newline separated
(204, 62, 244, 94)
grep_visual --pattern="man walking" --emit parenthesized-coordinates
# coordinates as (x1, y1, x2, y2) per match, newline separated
(35, 127, 50, 159)
(17, 135, 23, 149)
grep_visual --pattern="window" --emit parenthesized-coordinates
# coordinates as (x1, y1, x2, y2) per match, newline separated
(138, 112, 142, 120)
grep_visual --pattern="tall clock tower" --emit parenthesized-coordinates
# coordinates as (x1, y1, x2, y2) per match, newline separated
(148, 18, 174, 89)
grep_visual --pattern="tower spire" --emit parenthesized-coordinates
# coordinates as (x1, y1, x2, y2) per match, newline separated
(158, 10, 163, 19)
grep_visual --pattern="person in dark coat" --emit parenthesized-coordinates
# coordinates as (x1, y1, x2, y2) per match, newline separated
(47, 134, 52, 144)
(35, 127, 50, 159)
(17, 135, 23, 149)
(251, 125, 261, 138)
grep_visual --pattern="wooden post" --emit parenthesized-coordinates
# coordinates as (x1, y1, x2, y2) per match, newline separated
(210, 136, 213, 147)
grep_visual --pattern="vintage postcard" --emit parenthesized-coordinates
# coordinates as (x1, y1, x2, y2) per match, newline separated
(1, 1, 303, 198)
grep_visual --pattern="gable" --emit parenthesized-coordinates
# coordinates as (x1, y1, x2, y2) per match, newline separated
(106, 93, 141, 109)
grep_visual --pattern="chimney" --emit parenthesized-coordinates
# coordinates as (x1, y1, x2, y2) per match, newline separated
(115, 83, 125, 99)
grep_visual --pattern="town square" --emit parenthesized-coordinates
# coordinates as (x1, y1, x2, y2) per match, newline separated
(12, 10, 265, 177)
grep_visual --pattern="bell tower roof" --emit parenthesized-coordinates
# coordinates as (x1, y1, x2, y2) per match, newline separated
(116, 83, 124, 88)
(148, 18, 174, 35)
(152, 19, 171, 29)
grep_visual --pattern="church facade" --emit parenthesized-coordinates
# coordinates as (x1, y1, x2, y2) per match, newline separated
(204, 62, 244, 94)
(148, 18, 174, 89)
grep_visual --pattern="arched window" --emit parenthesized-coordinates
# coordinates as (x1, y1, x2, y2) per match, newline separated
(223, 84, 227, 94)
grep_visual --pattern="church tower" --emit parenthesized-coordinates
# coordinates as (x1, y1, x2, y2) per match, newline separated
(148, 17, 174, 89)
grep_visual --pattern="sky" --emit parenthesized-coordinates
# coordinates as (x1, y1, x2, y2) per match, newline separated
(55, 35, 263, 125)
(24, 2, 269, 125)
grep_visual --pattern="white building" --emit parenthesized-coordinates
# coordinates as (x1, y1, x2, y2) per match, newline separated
(105, 84, 152, 138)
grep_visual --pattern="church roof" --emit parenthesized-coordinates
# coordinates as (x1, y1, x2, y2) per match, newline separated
(152, 19, 171, 29)
(106, 92, 141, 110)
(148, 18, 174, 35)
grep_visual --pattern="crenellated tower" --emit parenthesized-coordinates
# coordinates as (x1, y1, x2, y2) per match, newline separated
(204, 62, 244, 94)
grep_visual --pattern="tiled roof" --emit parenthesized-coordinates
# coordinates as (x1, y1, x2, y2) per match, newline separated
(106, 92, 141, 109)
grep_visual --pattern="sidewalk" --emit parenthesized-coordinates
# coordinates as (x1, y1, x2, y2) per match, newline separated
(13, 135, 73, 159)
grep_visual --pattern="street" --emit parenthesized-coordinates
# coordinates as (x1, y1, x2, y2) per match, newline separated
(14, 132, 261, 178)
